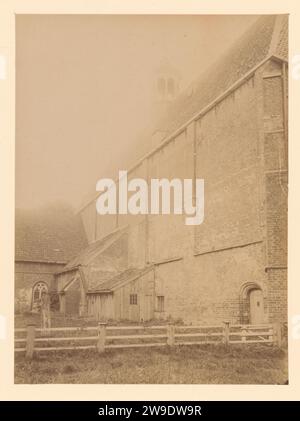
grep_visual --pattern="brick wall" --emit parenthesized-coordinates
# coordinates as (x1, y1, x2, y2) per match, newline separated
(79, 58, 287, 325)
(15, 261, 65, 313)
(195, 76, 262, 253)
(267, 268, 287, 322)
(154, 242, 266, 324)
(151, 60, 287, 324)
(261, 59, 288, 322)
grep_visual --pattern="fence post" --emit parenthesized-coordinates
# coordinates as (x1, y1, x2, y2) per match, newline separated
(223, 321, 230, 346)
(274, 322, 282, 348)
(97, 322, 107, 354)
(269, 325, 274, 343)
(25, 324, 36, 360)
(167, 324, 175, 347)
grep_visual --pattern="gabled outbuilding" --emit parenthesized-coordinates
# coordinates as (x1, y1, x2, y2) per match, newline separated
(55, 225, 156, 321)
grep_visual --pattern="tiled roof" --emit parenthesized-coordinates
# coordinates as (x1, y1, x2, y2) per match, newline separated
(274, 15, 288, 58)
(60, 225, 128, 272)
(15, 206, 88, 263)
(156, 15, 288, 136)
(78, 15, 288, 213)
(89, 266, 153, 292)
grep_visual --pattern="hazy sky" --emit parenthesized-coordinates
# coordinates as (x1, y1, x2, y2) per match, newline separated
(16, 14, 258, 210)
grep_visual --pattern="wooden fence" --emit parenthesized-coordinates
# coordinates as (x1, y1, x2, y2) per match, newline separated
(15, 322, 282, 359)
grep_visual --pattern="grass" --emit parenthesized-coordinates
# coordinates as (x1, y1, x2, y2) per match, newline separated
(15, 343, 288, 384)
(14, 313, 181, 328)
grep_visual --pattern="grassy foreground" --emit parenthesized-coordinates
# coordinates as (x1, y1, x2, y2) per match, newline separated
(15, 344, 288, 384)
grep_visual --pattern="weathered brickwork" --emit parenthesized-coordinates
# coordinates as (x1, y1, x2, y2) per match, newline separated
(265, 172, 288, 267)
(15, 205, 87, 313)
(15, 261, 64, 313)
(267, 268, 287, 322)
(77, 57, 287, 325)
(195, 76, 262, 254)
(261, 59, 288, 323)
(154, 241, 267, 324)
(76, 17, 288, 325)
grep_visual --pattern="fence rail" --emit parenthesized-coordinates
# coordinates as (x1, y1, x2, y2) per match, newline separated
(15, 322, 282, 359)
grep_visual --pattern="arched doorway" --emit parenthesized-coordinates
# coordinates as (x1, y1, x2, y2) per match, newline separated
(240, 282, 265, 324)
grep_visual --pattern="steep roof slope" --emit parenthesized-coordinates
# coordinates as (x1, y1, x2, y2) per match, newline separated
(89, 266, 153, 293)
(156, 14, 288, 136)
(78, 15, 288, 219)
(59, 225, 128, 272)
(15, 205, 88, 263)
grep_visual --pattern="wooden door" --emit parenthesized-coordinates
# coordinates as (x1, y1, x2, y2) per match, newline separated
(249, 289, 264, 324)
(141, 294, 153, 321)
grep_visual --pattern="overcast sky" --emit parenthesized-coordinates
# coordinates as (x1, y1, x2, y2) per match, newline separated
(16, 14, 258, 210)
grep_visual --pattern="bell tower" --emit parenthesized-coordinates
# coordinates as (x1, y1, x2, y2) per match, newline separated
(155, 58, 180, 107)
(151, 59, 181, 148)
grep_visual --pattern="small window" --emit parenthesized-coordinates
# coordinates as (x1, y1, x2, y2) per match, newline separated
(157, 296, 165, 312)
(130, 294, 138, 305)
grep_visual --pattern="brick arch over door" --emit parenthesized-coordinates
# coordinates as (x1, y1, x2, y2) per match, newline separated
(239, 282, 266, 324)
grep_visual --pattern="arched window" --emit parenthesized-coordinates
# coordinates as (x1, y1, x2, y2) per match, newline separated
(32, 282, 48, 309)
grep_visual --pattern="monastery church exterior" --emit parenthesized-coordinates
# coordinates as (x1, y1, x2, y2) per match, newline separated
(55, 15, 288, 325)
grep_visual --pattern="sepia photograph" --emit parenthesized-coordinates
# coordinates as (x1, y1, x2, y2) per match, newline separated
(14, 14, 288, 385)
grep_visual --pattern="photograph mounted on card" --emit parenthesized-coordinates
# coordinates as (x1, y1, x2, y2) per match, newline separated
(14, 14, 288, 385)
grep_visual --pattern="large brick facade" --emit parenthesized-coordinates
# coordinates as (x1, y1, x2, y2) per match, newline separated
(59, 15, 288, 325)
